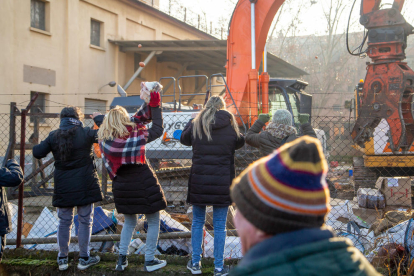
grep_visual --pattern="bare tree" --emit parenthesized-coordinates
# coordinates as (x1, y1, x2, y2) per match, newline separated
(267, 0, 366, 117)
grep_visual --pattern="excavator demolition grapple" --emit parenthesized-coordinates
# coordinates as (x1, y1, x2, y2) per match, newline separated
(350, 0, 414, 190)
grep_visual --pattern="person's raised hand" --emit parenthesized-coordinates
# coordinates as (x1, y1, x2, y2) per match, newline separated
(298, 113, 310, 124)
(258, 113, 270, 124)
(149, 91, 161, 107)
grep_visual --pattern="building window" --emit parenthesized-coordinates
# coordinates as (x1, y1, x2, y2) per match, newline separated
(31, 0, 46, 31)
(91, 19, 102, 47)
(30, 92, 47, 123)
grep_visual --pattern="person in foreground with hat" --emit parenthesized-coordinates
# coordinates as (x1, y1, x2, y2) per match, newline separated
(245, 109, 316, 156)
(229, 136, 380, 276)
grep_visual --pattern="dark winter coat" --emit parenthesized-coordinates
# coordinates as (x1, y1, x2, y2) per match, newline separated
(246, 120, 317, 156)
(0, 160, 23, 235)
(112, 106, 167, 215)
(33, 121, 104, 208)
(180, 110, 245, 206)
(230, 228, 380, 276)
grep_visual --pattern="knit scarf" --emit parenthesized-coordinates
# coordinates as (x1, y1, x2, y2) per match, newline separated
(265, 122, 297, 140)
(99, 103, 152, 180)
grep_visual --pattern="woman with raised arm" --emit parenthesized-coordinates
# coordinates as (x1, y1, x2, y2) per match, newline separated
(33, 106, 103, 271)
(98, 82, 167, 273)
(180, 96, 245, 276)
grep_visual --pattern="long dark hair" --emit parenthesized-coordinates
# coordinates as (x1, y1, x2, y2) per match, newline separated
(55, 106, 84, 161)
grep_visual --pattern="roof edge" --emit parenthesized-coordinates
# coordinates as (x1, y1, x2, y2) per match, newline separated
(125, 0, 217, 40)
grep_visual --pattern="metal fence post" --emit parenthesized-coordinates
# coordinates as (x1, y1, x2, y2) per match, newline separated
(16, 93, 38, 248)
(16, 109, 26, 248)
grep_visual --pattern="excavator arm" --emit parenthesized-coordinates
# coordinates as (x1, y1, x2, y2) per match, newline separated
(351, 0, 414, 153)
(225, 0, 285, 123)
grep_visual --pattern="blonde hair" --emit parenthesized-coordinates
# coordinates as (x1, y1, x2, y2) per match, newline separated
(192, 96, 240, 141)
(98, 106, 136, 141)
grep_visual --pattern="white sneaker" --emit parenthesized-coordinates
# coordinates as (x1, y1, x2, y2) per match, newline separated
(187, 260, 202, 274)
(77, 255, 100, 270)
(144, 258, 167, 272)
(58, 257, 69, 271)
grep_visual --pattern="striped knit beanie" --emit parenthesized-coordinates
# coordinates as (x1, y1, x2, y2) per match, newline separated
(230, 136, 330, 235)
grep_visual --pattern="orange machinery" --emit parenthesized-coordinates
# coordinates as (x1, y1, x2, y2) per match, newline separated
(346, 0, 414, 190)
(349, 0, 414, 153)
(226, 0, 413, 146)
(225, 0, 285, 123)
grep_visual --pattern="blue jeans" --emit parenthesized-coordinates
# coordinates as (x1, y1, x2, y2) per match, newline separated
(191, 205, 228, 269)
(119, 212, 160, 261)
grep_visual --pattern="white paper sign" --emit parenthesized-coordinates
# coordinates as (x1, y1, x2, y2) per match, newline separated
(388, 178, 399, 187)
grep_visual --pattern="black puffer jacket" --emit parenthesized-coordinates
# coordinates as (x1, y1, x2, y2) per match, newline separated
(33, 123, 103, 207)
(112, 106, 167, 215)
(180, 110, 245, 206)
(0, 160, 23, 235)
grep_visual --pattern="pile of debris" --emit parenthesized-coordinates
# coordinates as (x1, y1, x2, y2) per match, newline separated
(326, 176, 414, 272)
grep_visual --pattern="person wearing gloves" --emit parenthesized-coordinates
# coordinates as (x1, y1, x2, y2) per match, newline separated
(0, 159, 23, 262)
(98, 82, 167, 272)
(33, 106, 103, 271)
(245, 109, 316, 156)
(180, 96, 245, 276)
(229, 136, 381, 276)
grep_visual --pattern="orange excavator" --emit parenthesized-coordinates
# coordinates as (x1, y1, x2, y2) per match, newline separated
(225, 0, 413, 143)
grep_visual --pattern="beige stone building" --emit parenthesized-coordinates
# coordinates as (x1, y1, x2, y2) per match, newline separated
(0, 0, 217, 117)
(1, 0, 306, 123)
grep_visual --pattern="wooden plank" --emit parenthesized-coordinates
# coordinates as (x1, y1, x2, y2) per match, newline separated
(7, 230, 238, 245)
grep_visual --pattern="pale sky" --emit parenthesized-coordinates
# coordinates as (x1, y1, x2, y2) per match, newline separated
(160, 0, 414, 39)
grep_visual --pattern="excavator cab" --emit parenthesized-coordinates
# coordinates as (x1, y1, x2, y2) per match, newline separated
(267, 79, 311, 124)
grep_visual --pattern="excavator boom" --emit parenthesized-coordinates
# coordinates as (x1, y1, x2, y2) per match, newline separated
(225, 0, 285, 123)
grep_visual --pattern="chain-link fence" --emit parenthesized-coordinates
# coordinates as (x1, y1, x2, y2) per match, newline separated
(3, 102, 414, 274)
